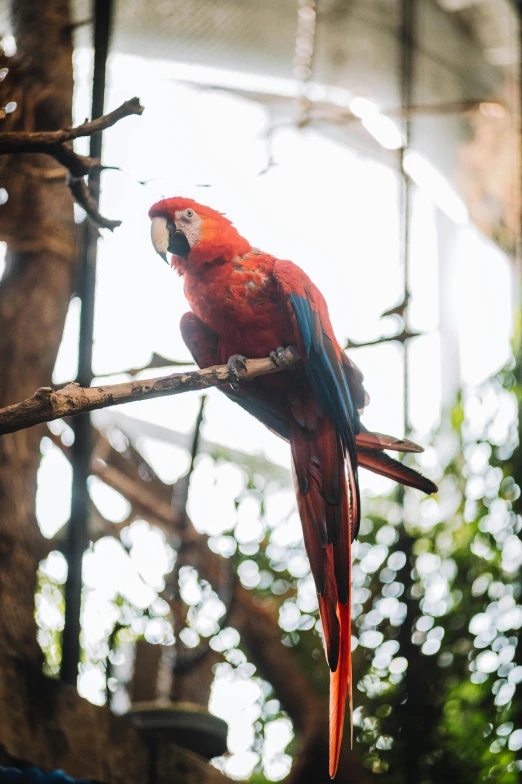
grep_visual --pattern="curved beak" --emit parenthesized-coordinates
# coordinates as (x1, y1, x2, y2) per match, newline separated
(151, 216, 169, 263)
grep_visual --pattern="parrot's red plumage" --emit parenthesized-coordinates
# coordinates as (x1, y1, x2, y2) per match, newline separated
(149, 197, 437, 779)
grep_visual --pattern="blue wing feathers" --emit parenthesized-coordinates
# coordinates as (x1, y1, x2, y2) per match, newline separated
(290, 294, 312, 356)
(289, 293, 360, 450)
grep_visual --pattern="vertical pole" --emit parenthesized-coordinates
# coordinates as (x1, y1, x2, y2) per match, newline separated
(61, 0, 113, 685)
(171, 397, 206, 698)
(517, 1, 522, 387)
(395, 4, 423, 784)
(511, 4, 522, 731)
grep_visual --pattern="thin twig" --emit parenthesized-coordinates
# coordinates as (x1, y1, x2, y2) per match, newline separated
(344, 327, 422, 350)
(0, 97, 144, 228)
(94, 352, 194, 378)
(0, 347, 300, 436)
(67, 175, 121, 231)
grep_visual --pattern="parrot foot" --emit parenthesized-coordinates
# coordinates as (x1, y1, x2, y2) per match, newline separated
(227, 354, 247, 391)
(270, 346, 292, 369)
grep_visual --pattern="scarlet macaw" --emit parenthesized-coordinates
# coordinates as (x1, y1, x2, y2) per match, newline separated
(149, 197, 437, 778)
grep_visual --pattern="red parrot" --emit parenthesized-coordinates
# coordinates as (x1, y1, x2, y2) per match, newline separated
(149, 197, 437, 778)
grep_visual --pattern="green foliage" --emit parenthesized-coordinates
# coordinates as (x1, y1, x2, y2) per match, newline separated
(218, 362, 522, 781)
(35, 570, 65, 678)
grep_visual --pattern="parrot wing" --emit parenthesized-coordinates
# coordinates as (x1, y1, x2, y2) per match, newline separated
(180, 312, 291, 438)
(272, 260, 360, 534)
(271, 262, 361, 449)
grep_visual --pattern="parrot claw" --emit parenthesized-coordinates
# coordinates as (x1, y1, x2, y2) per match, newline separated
(270, 346, 291, 369)
(227, 354, 248, 391)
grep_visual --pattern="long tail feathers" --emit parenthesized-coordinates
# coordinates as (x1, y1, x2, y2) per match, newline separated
(358, 446, 438, 495)
(329, 601, 351, 779)
(292, 421, 436, 781)
(355, 427, 423, 453)
(292, 419, 355, 780)
(328, 436, 435, 776)
(329, 457, 354, 779)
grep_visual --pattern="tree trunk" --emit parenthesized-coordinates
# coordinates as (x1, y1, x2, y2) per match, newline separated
(0, 651, 227, 783)
(0, 0, 76, 662)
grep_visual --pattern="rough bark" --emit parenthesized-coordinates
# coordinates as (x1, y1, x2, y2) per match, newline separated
(0, 652, 225, 783)
(0, 0, 76, 664)
(0, 653, 148, 782)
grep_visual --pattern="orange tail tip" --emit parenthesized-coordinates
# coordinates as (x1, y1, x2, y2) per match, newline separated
(329, 602, 352, 779)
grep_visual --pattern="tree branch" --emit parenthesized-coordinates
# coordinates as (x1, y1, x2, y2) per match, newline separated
(0, 348, 300, 436)
(94, 351, 193, 378)
(0, 97, 144, 229)
(67, 174, 121, 231)
(0, 97, 143, 163)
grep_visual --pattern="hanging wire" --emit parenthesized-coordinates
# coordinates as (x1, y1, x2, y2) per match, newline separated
(292, 0, 318, 127)
(398, 0, 414, 437)
(515, 3, 522, 331)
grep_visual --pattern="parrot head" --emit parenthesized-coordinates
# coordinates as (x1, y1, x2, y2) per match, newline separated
(149, 197, 250, 271)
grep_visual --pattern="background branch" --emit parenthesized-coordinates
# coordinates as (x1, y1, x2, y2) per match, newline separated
(0, 97, 144, 228)
(67, 174, 121, 230)
(94, 352, 195, 377)
(0, 348, 299, 436)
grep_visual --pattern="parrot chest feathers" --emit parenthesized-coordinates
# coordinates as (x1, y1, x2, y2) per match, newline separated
(183, 253, 292, 351)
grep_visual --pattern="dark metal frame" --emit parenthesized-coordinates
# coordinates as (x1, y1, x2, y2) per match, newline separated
(61, 0, 114, 686)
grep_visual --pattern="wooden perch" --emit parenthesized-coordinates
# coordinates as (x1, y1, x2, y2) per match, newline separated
(0, 97, 144, 229)
(0, 347, 299, 436)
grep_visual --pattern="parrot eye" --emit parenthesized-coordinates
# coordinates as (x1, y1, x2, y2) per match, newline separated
(185, 209, 194, 218)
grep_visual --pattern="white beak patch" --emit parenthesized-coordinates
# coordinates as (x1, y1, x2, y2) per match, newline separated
(151, 216, 169, 260)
